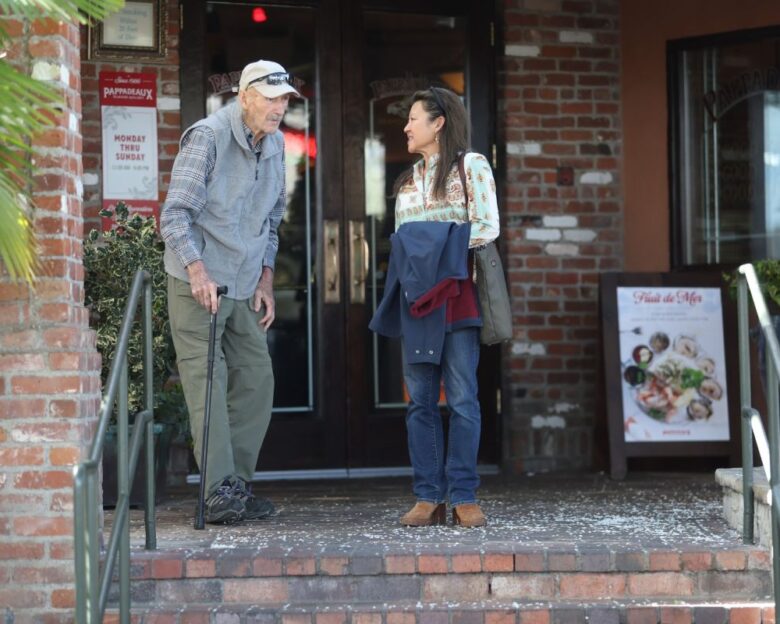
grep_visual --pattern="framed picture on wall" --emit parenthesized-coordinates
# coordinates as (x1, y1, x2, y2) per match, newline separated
(600, 272, 739, 479)
(88, 0, 166, 61)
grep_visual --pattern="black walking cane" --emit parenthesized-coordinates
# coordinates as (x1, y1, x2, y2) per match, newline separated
(194, 285, 228, 530)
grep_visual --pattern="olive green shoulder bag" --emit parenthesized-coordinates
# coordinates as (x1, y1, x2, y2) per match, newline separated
(457, 153, 512, 345)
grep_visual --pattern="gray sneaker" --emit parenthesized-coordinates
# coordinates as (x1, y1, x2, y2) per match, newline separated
(233, 478, 275, 520)
(204, 479, 245, 524)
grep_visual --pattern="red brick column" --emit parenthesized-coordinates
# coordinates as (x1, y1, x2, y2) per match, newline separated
(498, 0, 622, 472)
(0, 13, 100, 623)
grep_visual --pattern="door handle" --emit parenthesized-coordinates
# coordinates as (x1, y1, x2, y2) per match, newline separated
(324, 220, 340, 304)
(349, 220, 368, 304)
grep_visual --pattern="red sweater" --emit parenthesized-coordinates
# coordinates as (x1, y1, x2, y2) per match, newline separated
(409, 255, 481, 331)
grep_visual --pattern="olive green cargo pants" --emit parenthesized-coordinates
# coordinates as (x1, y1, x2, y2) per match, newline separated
(168, 276, 274, 496)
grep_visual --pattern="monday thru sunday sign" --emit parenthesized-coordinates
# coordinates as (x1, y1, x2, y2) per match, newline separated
(99, 71, 159, 229)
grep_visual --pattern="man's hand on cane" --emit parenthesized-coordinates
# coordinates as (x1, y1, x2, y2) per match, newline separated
(187, 260, 220, 314)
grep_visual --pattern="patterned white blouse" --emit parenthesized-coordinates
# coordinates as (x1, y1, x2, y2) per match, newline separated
(394, 152, 500, 248)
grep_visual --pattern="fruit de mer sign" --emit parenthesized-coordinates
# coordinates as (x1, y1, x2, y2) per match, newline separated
(99, 71, 159, 227)
(616, 287, 730, 443)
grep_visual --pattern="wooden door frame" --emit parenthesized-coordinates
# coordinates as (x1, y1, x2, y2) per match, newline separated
(180, 0, 501, 471)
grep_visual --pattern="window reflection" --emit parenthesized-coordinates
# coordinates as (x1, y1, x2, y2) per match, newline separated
(363, 10, 466, 407)
(675, 35, 780, 265)
(205, 3, 315, 411)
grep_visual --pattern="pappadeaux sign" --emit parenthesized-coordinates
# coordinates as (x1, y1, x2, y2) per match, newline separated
(99, 71, 159, 229)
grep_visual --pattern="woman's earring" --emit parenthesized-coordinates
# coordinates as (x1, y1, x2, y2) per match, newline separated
(435, 134, 440, 144)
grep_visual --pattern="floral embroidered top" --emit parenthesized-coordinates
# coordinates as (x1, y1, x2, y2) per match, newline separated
(395, 152, 500, 248)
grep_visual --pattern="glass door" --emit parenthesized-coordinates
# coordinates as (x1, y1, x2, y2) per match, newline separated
(180, 0, 498, 474)
(343, 2, 500, 469)
(183, 0, 348, 471)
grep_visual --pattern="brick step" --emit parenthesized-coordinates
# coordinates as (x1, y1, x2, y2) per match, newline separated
(109, 569, 773, 609)
(109, 547, 773, 609)
(120, 544, 772, 580)
(104, 600, 777, 624)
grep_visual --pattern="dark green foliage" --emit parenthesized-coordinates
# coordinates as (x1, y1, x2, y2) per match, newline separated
(753, 260, 780, 309)
(84, 202, 187, 436)
(724, 260, 780, 308)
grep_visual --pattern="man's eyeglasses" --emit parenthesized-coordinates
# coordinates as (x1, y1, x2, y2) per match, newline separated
(429, 86, 446, 115)
(248, 72, 295, 88)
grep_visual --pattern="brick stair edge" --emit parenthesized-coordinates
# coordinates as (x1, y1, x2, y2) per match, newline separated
(104, 601, 777, 624)
(124, 547, 772, 579)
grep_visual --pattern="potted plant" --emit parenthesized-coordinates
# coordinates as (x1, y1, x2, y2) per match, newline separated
(725, 259, 780, 392)
(84, 202, 189, 506)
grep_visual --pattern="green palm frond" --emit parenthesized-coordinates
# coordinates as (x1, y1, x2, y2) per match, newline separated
(0, 59, 56, 137)
(0, 0, 124, 25)
(0, 183, 35, 283)
(0, 0, 123, 281)
(0, 59, 56, 281)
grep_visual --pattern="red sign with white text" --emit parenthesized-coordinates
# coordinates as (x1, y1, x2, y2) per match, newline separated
(99, 71, 157, 106)
(100, 72, 159, 230)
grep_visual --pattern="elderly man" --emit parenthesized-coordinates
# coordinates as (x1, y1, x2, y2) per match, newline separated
(160, 59, 298, 524)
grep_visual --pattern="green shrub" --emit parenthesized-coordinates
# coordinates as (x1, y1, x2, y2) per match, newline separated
(84, 202, 188, 437)
(724, 259, 780, 309)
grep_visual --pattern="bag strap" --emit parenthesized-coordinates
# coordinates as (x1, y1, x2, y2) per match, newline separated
(457, 151, 469, 212)
(456, 152, 479, 282)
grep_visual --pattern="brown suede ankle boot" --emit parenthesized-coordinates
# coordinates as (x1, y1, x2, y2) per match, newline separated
(399, 502, 446, 526)
(452, 503, 487, 527)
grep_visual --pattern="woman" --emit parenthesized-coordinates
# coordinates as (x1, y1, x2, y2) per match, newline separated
(390, 87, 499, 527)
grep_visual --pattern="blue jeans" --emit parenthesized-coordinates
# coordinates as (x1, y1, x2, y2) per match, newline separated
(402, 327, 481, 506)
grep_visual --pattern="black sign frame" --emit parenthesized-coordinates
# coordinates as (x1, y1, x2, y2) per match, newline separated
(600, 272, 740, 479)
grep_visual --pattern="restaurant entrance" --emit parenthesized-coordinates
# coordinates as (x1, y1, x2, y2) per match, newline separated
(180, 0, 500, 475)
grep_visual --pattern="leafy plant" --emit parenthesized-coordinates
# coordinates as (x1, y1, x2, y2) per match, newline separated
(724, 259, 780, 308)
(0, 0, 123, 281)
(84, 202, 187, 436)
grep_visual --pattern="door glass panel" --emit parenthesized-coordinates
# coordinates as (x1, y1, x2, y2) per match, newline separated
(204, 3, 316, 411)
(675, 35, 780, 264)
(363, 11, 467, 407)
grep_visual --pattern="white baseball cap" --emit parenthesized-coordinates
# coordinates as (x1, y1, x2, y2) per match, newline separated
(238, 59, 300, 98)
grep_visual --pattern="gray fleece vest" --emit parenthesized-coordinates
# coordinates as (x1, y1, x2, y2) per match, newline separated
(163, 100, 285, 300)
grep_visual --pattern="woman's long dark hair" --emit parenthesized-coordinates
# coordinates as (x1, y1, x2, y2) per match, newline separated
(392, 87, 471, 200)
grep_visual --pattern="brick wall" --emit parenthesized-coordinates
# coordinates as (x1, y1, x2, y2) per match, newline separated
(0, 12, 101, 623)
(498, 0, 622, 472)
(77, 0, 623, 476)
(81, 0, 181, 233)
(0, 1, 624, 618)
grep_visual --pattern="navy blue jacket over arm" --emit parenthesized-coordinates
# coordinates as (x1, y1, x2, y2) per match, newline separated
(369, 221, 471, 365)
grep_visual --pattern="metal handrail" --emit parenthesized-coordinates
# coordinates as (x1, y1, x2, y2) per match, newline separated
(73, 270, 156, 623)
(736, 263, 780, 612)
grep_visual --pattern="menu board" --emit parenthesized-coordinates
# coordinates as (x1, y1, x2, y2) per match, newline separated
(616, 287, 730, 443)
(600, 272, 738, 479)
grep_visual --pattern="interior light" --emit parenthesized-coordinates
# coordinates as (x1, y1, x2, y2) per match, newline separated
(252, 7, 267, 23)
